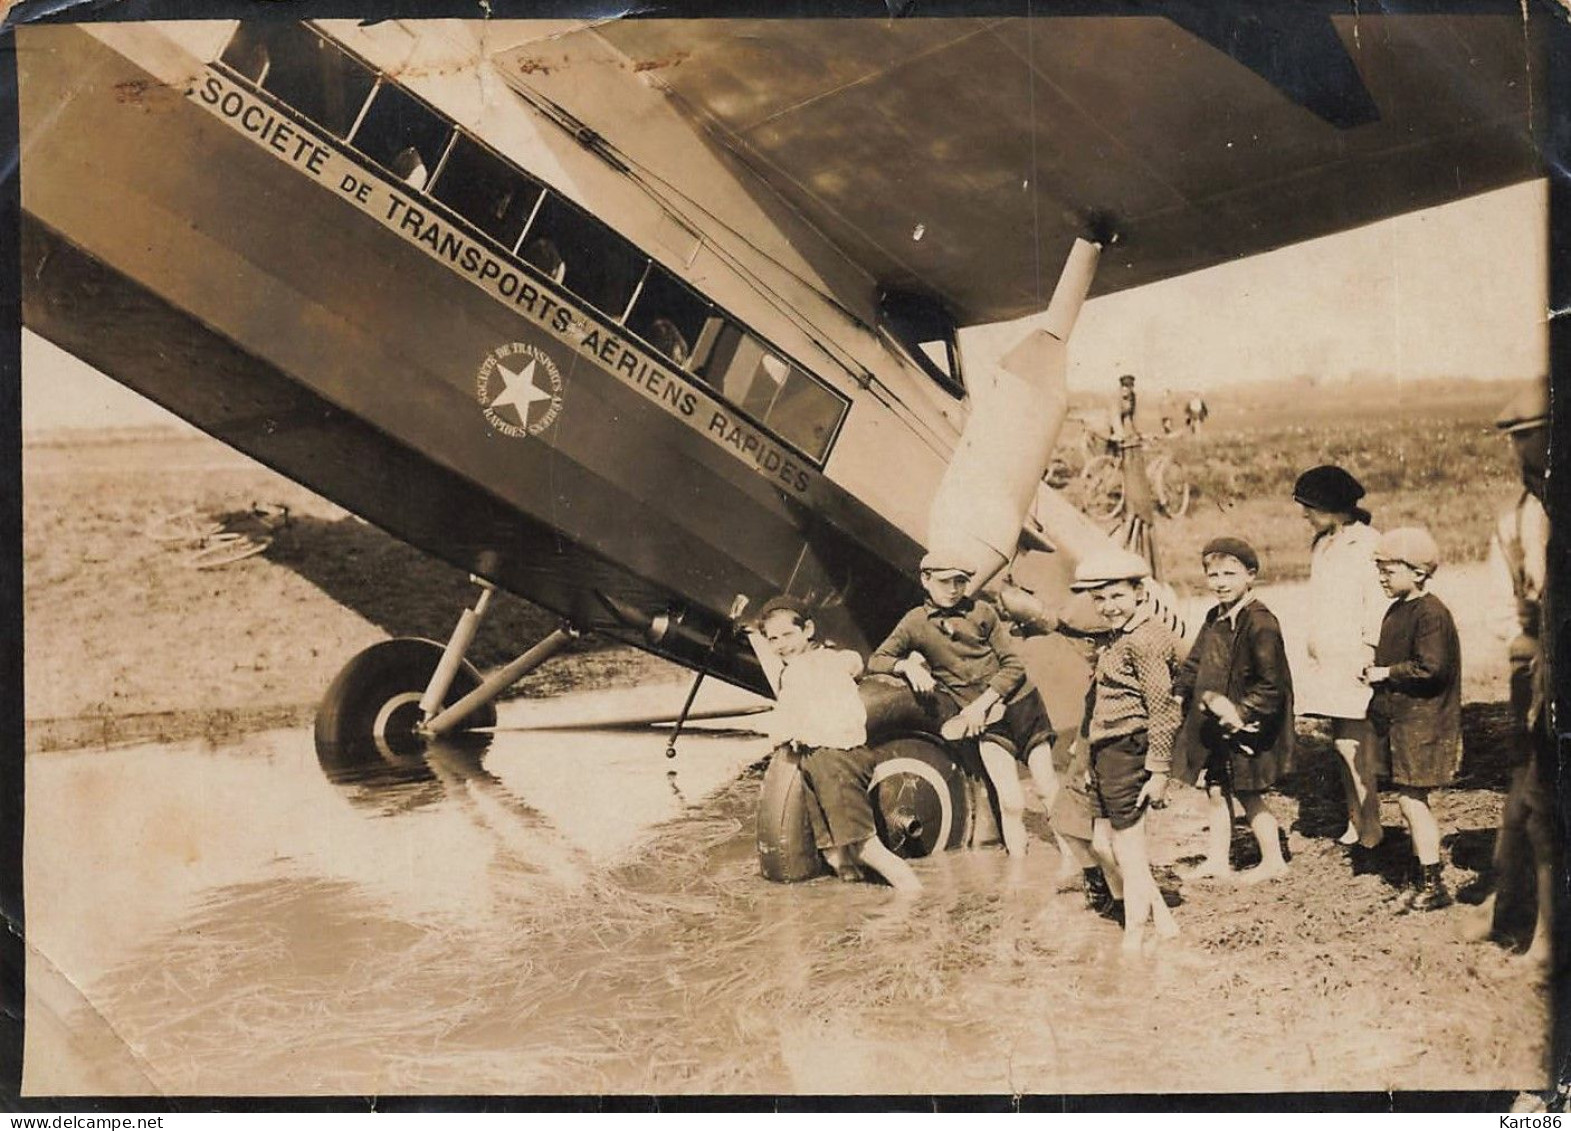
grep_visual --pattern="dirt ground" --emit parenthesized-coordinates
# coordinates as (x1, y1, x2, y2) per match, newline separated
(20, 427, 1558, 1098)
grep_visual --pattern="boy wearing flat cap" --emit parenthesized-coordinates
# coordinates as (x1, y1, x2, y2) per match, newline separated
(1172, 538, 1294, 884)
(867, 548, 1057, 856)
(1072, 546, 1181, 953)
(1362, 527, 1463, 912)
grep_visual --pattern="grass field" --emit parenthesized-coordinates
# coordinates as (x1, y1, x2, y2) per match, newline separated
(1060, 378, 1521, 589)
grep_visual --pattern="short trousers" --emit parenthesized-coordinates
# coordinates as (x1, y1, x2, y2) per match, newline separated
(1089, 731, 1151, 832)
(1051, 734, 1096, 842)
(797, 743, 882, 850)
(978, 688, 1056, 762)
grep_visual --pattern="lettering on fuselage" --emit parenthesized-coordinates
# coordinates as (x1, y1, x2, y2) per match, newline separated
(190, 68, 821, 496)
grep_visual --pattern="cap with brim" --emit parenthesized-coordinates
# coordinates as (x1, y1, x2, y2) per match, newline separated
(1373, 527, 1441, 574)
(1070, 547, 1151, 591)
(1495, 380, 1549, 434)
(919, 548, 974, 579)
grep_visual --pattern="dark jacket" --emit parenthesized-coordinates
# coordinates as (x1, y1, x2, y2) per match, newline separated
(1369, 592, 1462, 788)
(1172, 599, 1294, 789)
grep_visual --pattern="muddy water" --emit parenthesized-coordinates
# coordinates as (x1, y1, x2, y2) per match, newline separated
(24, 694, 1547, 1096)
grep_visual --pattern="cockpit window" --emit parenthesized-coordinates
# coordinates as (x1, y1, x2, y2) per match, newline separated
(220, 22, 375, 140)
(880, 289, 964, 397)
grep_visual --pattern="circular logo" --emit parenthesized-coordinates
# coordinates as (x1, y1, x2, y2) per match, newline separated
(477, 342, 563, 437)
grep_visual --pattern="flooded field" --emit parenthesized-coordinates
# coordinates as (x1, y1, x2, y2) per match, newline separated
(24, 695, 1550, 1097)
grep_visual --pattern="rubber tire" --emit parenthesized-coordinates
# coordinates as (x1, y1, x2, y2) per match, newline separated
(1081, 455, 1125, 522)
(1155, 459, 1192, 518)
(314, 637, 496, 756)
(756, 733, 973, 882)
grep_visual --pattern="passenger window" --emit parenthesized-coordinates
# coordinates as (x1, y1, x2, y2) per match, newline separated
(221, 23, 375, 140)
(350, 81, 452, 191)
(625, 267, 711, 369)
(429, 133, 543, 249)
(523, 194, 645, 316)
(700, 325, 846, 461)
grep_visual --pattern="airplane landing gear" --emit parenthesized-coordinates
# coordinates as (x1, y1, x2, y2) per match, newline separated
(313, 577, 579, 754)
(755, 732, 974, 883)
(313, 637, 495, 756)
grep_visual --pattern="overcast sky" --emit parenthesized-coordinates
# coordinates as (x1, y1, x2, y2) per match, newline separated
(20, 178, 1547, 433)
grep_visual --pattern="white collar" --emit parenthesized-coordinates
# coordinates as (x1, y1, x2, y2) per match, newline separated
(1217, 593, 1256, 627)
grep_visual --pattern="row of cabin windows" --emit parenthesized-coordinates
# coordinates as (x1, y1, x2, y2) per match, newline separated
(217, 21, 848, 463)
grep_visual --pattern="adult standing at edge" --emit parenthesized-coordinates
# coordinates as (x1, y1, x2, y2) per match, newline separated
(1293, 465, 1389, 849)
(1464, 379, 1554, 962)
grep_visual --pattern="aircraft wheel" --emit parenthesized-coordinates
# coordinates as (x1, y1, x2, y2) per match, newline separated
(756, 734, 972, 882)
(314, 638, 495, 758)
(867, 735, 972, 858)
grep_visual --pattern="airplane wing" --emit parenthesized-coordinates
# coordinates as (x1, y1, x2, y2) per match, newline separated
(572, 11, 1540, 325)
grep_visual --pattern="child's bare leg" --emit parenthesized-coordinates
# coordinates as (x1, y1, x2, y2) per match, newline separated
(1526, 859, 1553, 962)
(1236, 792, 1289, 883)
(1027, 746, 1078, 882)
(979, 741, 1029, 855)
(1092, 818, 1124, 899)
(1396, 787, 1441, 865)
(1183, 786, 1233, 880)
(1110, 825, 1148, 953)
(1112, 818, 1176, 950)
(1333, 738, 1366, 844)
(850, 837, 922, 894)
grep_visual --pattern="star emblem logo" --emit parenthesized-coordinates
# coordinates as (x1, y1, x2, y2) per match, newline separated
(477, 343, 563, 438)
(488, 359, 555, 427)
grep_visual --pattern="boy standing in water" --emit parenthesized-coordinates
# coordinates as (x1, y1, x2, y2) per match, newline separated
(1072, 547, 1182, 953)
(1172, 538, 1294, 884)
(868, 549, 1057, 857)
(758, 597, 921, 894)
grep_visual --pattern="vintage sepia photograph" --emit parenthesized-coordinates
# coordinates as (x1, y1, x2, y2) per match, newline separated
(8, 5, 1565, 1103)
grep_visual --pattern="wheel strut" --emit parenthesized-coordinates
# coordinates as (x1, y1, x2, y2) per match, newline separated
(415, 577, 583, 737)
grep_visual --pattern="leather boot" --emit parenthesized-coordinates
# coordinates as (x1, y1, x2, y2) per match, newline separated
(1409, 863, 1453, 912)
(1083, 867, 1113, 915)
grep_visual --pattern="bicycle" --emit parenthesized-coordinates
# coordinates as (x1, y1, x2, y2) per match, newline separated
(1077, 437, 1192, 523)
(144, 503, 291, 569)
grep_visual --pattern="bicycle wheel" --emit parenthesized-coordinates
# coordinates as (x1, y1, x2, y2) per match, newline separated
(1081, 455, 1124, 522)
(145, 508, 224, 545)
(189, 533, 272, 569)
(1152, 458, 1193, 518)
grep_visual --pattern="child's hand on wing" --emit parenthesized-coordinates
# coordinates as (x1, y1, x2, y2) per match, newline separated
(1360, 665, 1391, 685)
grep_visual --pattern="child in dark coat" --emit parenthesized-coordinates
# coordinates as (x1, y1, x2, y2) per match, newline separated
(1173, 538, 1294, 884)
(1363, 527, 1463, 912)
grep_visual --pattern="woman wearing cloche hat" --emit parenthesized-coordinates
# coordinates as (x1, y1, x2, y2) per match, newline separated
(1293, 464, 1389, 849)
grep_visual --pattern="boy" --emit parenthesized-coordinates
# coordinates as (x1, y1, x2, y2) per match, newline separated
(757, 596, 921, 894)
(1362, 527, 1463, 912)
(1072, 546, 1181, 953)
(1172, 537, 1294, 884)
(867, 549, 1057, 856)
